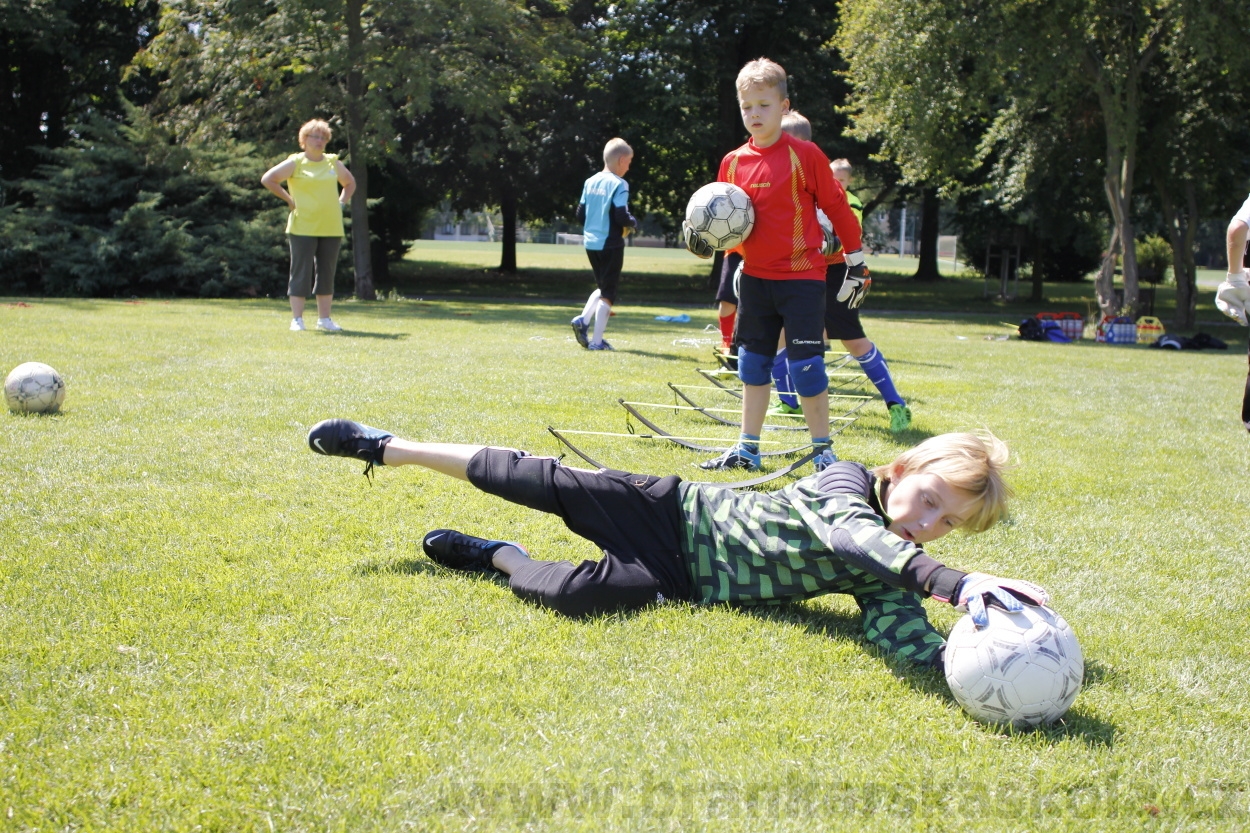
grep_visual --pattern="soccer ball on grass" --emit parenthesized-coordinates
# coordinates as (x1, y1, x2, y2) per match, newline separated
(943, 604, 1083, 729)
(685, 182, 755, 251)
(5, 362, 67, 414)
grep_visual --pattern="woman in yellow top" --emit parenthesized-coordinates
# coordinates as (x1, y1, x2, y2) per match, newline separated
(261, 119, 356, 332)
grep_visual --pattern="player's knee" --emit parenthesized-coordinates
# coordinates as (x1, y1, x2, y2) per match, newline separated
(737, 348, 773, 387)
(466, 447, 556, 513)
(789, 354, 828, 397)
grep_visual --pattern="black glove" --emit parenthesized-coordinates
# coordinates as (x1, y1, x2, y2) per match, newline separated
(682, 220, 714, 259)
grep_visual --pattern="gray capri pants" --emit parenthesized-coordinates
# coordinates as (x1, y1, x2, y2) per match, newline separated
(288, 235, 342, 297)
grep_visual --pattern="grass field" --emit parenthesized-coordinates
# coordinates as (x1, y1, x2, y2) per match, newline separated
(2, 283, 1249, 830)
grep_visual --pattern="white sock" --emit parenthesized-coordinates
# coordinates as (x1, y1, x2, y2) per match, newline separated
(580, 289, 601, 322)
(593, 299, 611, 343)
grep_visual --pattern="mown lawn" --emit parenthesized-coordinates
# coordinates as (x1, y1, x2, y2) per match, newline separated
(1, 287, 1247, 831)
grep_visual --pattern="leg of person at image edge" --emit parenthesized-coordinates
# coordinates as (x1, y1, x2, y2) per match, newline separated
(306, 419, 687, 616)
(1243, 342, 1250, 432)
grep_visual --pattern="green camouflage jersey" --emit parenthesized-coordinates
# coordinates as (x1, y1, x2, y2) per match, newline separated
(676, 462, 948, 666)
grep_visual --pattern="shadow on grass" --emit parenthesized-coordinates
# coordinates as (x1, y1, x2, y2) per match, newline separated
(329, 330, 409, 340)
(353, 556, 442, 577)
(741, 602, 1118, 749)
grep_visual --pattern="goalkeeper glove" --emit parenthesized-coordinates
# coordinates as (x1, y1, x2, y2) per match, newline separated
(1216, 270, 1250, 326)
(955, 572, 1050, 629)
(682, 221, 714, 259)
(838, 250, 871, 309)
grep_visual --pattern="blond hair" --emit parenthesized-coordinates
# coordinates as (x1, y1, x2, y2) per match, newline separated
(736, 58, 788, 99)
(873, 432, 1012, 533)
(298, 119, 332, 149)
(831, 158, 853, 175)
(604, 138, 633, 166)
(780, 111, 812, 142)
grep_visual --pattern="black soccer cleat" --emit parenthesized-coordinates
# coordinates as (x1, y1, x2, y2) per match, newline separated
(307, 419, 394, 481)
(422, 529, 506, 573)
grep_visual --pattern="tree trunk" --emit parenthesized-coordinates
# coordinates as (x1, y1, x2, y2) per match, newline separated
(345, 0, 374, 301)
(1030, 232, 1044, 302)
(498, 192, 517, 273)
(1157, 177, 1198, 330)
(1095, 224, 1121, 316)
(913, 187, 940, 281)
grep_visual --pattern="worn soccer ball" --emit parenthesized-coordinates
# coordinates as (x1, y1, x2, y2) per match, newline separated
(5, 362, 67, 414)
(943, 604, 1083, 730)
(685, 182, 755, 251)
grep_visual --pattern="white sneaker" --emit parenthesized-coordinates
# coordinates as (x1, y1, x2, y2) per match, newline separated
(316, 318, 343, 332)
(290, 318, 306, 331)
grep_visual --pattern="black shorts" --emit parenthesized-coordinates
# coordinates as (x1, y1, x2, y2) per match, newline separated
(716, 252, 743, 304)
(586, 246, 624, 304)
(736, 274, 826, 361)
(465, 448, 692, 617)
(824, 262, 867, 342)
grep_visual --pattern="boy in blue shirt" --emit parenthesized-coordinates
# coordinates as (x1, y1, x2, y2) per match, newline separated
(571, 138, 638, 352)
(307, 418, 1048, 668)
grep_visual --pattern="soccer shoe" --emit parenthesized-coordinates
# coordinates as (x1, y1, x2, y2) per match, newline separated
(290, 318, 306, 331)
(813, 447, 839, 472)
(422, 529, 511, 573)
(571, 316, 590, 348)
(307, 419, 393, 479)
(767, 401, 803, 418)
(316, 318, 343, 332)
(588, 339, 615, 351)
(699, 444, 761, 471)
(888, 403, 913, 433)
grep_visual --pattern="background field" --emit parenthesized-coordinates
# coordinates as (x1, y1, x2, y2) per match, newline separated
(389, 241, 1230, 322)
(2, 278, 1248, 830)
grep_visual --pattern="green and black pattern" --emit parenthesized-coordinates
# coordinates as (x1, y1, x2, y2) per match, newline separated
(677, 473, 944, 664)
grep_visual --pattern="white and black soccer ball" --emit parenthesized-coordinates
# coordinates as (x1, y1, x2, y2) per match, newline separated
(685, 182, 755, 251)
(5, 362, 67, 414)
(944, 604, 1083, 730)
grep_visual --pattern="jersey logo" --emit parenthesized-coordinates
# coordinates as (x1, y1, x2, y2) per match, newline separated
(749, 182, 771, 188)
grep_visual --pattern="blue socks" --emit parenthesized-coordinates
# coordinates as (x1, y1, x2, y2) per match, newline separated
(855, 345, 904, 407)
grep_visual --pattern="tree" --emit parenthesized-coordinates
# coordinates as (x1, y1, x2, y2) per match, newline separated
(0, 0, 159, 185)
(0, 106, 286, 296)
(138, 0, 533, 299)
(837, 0, 1242, 316)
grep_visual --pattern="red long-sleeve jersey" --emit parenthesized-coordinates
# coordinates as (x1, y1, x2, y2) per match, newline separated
(719, 132, 861, 280)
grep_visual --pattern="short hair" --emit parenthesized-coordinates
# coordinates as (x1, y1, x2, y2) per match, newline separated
(831, 158, 853, 174)
(736, 58, 788, 99)
(873, 432, 1013, 533)
(780, 111, 812, 142)
(604, 138, 633, 165)
(298, 119, 332, 149)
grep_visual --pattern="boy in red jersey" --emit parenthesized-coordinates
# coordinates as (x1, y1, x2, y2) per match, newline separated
(684, 59, 867, 472)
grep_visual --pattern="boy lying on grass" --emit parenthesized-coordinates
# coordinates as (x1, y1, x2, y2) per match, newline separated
(307, 420, 1047, 667)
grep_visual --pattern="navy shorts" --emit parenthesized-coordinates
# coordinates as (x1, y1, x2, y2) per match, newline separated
(735, 274, 826, 361)
(586, 246, 624, 304)
(824, 262, 867, 342)
(465, 448, 693, 617)
(716, 252, 743, 304)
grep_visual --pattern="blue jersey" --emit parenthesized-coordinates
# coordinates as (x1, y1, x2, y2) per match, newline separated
(579, 170, 633, 251)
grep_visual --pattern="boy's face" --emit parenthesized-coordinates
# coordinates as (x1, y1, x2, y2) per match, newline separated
(833, 168, 851, 189)
(738, 83, 789, 147)
(884, 469, 977, 546)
